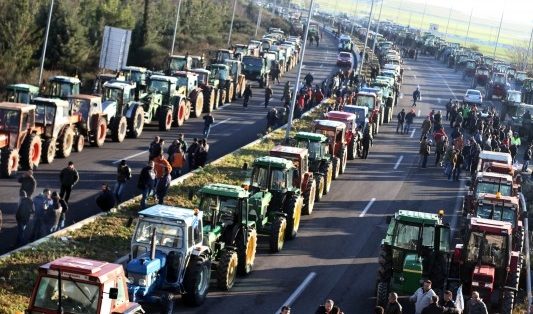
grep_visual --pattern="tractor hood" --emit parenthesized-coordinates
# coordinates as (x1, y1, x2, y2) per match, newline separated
(472, 265, 495, 300)
(127, 250, 167, 275)
(402, 253, 423, 293)
(102, 100, 118, 118)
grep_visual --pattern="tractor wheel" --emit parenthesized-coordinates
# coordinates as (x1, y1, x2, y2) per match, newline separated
(58, 127, 74, 158)
(219, 90, 226, 108)
(19, 133, 42, 170)
(376, 281, 390, 307)
(284, 195, 303, 240)
(184, 100, 191, 121)
(339, 146, 348, 174)
(237, 228, 257, 276)
(501, 289, 515, 314)
(227, 82, 234, 102)
(269, 216, 286, 253)
(213, 89, 220, 110)
(320, 161, 333, 194)
(182, 254, 211, 306)
(377, 246, 393, 281)
(91, 117, 107, 147)
(239, 79, 246, 98)
(158, 107, 173, 131)
(302, 178, 316, 215)
(42, 138, 56, 164)
(332, 157, 340, 180)
(216, 249, 238, 291)
(514, 228, 525, 252)
(73, 135, 84, 153)
(111, 116, 127, 143)
(127, 106, 144, 138)
(192, 91, 204, 118)
(173, 99, 186, 127)
(315, 175, 325, 202)
(348, 138, 356, 160)
(0, 148, 19, 178)
(205, 89, 215, 113)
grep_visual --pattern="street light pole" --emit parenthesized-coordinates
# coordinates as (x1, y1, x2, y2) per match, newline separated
(493, 9, 505, 58)
(255, 5, 263, 37)
(170, 0, 183, 55)
(38, 0, 54, 86)
(227, 0, 238, 46)
(371, 0, 384, 54)
(526, 26, 533, 71)
(285, 0, 314, 141)
(444, 6, 452, 41)
(464, 7, 473, 47)
(358, 0, 375, 75)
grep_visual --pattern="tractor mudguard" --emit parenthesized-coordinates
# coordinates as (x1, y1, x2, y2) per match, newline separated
(191, 245, 211, 257)
(125, 102, 141, 119)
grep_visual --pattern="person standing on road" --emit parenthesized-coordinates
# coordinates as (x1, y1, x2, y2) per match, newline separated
(177, 133, 188, 153)
(271, 66, 281, 84)
(155, 167, 172, 205)
(195, 139, 209, 168)
(187, 138, 199, 171)
(56, 193, 68, 230)
(523, 143, 532, 172)
(170, 146, 186, 178)
(59, 161, 79, 203)
(203, 113, 215, 138)
(18, 170, 36, 198)
(396, 109, 406, 134)
(149, 136, 162, 160)
(412, 87, 421, 106)
(409, 280, 436, 314)
(510, 132, 521, 164)
(405, 109, 416, 134)
(419, 136, 431, 168)
(446, 99, 453, 121)
(385, 292, 402, 314)
(16, 190, 34, 246)
(281, 81, 292, 106)
(46, 192, 63, 233)
(31, 189, 53, 240)
(420, 116, 432, 141)
(315, 299, 344, 314)
(464, 291, 488, 314)
(315, 34, 320, 46)
(115, 160, 132, 203)
(243, 84, 252, 108)
(265, 85, 273, 108)
(421, 295, 443, 314)
(137, 161, 156, 209)
(439, 290, 460, 314)
(96, 184, 115, 212)
(362, 128, 373, 159)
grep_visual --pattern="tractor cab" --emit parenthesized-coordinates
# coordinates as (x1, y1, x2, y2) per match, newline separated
(102, 81, 136, 118)
(122, 66, 148, 97)
(33, 97, 78, 139)
(67, 94, 103, 126)
(477, 150, 512, 173)
(234, 44, 249, 59)
(43, 76, 81, 100)
(504, 90, 522, 107)
(27, 256, 143, 314)
(172, 71, 199, 96)
(168, 54, 193, 74)
(93, 73, 119, 96)
(324, 111, 360, 159)
(344, 105, 369, 130)
(210, 49, 234, 64)
(145, 74, 178, 112)
(0, 102, 35, 150)
(354, 91, 381, 129)
(207, 64, 230, 85)
(475, 66, 490, 85)
(250, 156, 298, 196)
(470, 172, 514, 198)
(5, 84, 39, 104)
(294, 132, 329, 161)
(224, 60, 242, 81)
(190, 69, 211, 87)
(475, 193, 520, 229)
(313, 119, 346, 158)
(269, 145, 311, 190)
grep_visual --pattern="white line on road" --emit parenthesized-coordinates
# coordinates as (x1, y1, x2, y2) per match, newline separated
(360, 198, 376, 217)
(414, 74, 417, 80)
(410, 129, 416, 138)
(417, 109, 421, 117)
(112, 150, 147, 164)
(400, 93, 404, 99)
(394, 155, 404, 170)
(437, 98, 441, 103)
(437, 73, 458, 99)
(275, 272, 317, 314)
(211, 118, 232, 128)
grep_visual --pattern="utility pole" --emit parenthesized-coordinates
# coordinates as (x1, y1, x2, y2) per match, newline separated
(493, 9, 505, 58)
(255, 5, 263, 38)
(444, 6, 452, 41)
(38, 0, 54, 86)
(371, 0, 384, 54)
(464, 7, 473, 47)
(170, 0, 183, 55)
(227, 0, 238, 46)
(285, 0, 314, 141)
(420, 0, 428, 29)
(526, 26, 533, 71)
(395, 0, 403, 24)
(358, 0, 375, 75)
(350, 0, 360, 35)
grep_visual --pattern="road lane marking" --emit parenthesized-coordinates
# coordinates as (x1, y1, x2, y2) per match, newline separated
(417, 109, 421, 117)
(400, 93, 403, 99)
(414, 74, 417, 80)
(437, 98, 441, 103)
(437, 73, 458, 100)
(211, 118, 232, 128)
(360, 198, 376, 217)
(410, 129, 415, 138)
(275, 272, 316, 314)
(112, 150, 147, 164)
(394, 155, 404, 170)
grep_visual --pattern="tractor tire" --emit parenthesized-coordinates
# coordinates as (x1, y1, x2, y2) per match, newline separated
(111, 116, 127, 143)
(377, 246, 393, 281)
(58, 127, 74, 158)
(0, 148, 19, 178)
(213, 89, 220, 110)
(239, 78, 246, 98)
(216, 249, 238, 291)
(376, 281, 390, 307)
(42, 138, 56, 164)
(158, 107, 173, 131)
(91, 117, 107, 147)
(127, 106, 144, 138)
(348, 138, 356, 160)
(501, 289, 515, 314)
(269, 216, 286, 253)
(332, 157, 340, 180)
(514, 228, 525, 252)
(227, 82, 234, 102)
(173, 99, 186, 127)
(19, 134, 42, 170)
(184, 100, 191, 121)
(284, 195, 303, 240)
(73, 135, 84, 153)
(237, 228, 257, 275)
(339, 146, 348, 174)
(204, 89, 215, 113)
(192, 91, 204, 118)
(182, 254, 211, 306)
(320, 161, 333, 194)
(302, 178, 316, 215)
(315, 175, 325, 202)
(219, 90, 226, 108)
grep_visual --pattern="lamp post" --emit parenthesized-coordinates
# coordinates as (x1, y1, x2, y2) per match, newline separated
(358, 0, 375, 75)
(350, 0, 360, 36)
(38, 0, 54, 86)
(444, 6, 452, 41)
(464, 7, 473, 47)
(170, 0, 183, 55)
(255, 5, 263, 37)
(371, 0, 385, 54)
(493, 9, 505, 58)
(227, 0, 238, 46)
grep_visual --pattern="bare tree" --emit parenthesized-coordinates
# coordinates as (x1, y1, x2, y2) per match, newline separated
(507, 40, 533, 71)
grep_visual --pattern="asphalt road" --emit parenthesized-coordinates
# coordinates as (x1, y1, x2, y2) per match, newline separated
(161, 54, 484, 313)
(0, 33, 341, 254)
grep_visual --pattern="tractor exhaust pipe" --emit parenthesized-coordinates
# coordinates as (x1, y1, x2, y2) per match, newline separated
(519, 192, 532, 314)
(150, 228, 157, 261)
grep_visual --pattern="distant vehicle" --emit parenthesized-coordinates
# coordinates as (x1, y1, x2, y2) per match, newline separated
(463, 89, 483, 105)
(336, 52, 353, 68)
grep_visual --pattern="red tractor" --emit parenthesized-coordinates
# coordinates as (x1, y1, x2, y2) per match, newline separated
(472, 65, 490, 89)
(313, 119, 348, 178)
(352, 91, 380, 135)
(448, 218, 520, 314)
(463, 171, 515, 216)
(270, 145, 318, 214)
(324, 111, 361, 160)
(487, 72, 510, 100)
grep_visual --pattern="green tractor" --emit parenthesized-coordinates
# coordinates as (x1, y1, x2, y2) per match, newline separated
(293, 132, 334, 195)
(207, 64, 234, 105)
(376, 210, 451, 307)
(248, 156, 304, 252)
(5, 84, 40, 104)
(198, 183, 258, 290)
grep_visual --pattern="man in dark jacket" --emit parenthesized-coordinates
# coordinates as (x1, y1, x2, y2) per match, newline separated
(59, 161, 79, 203)
(243, 84, 252, 108)
(523, 143, 532, 172)
(362, 128, 373, 159)
(115, 160, 131, 203)
(16, 190, 34, 246)
(404, 109, 416, 134)
(412, 87, 421, 106)
(96, 184, 115, 212)
(439, 291, 460, 314)
(265, 85, 273, 108)
(385, 292, 402, 314)
(149, 136, 162, 160)
(315, 299, 343, 314)
(31, 189, 53, 241)
(18, 170, 36, 198)
(421, 295, 443, 314)
(465, 291, 488, 314)
(396, 109, 406, 134)
(187, 138, 199, 171)
(203, 113, 215, 138)
(138, 161, 156, 209)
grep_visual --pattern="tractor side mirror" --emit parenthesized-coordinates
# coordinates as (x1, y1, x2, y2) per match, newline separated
(108, 287, 118, 299)
(386, 215, 392, 224)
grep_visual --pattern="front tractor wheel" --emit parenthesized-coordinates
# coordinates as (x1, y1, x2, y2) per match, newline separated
(192, 91, 204, 118)
(269, 216, 287, 253)
(159, 107, 173, 131)
(285, 195, 303, 240)
(182, 255, 211, 306)
(92, 117, 107, 147)
(19, 134, 42, 170)
(42, 139, 56, 164)
(302, 178, 316, 215)
(58, 127, 74, 158)
(111, 116, 127, 143)
(315, 175, 325, 202)
(127, 106, 144, 138)
(0, 148, 19, 178)
(376, 281, 390, 307)
(73, 135, 85, 153)
(321, 161, 333, 194)
(173, 99, 186, 127)
(227, 82, 234, 102)
(339, 146, 348, 174)
(216, 249, 238, 291)
(237, 228, 257, 275)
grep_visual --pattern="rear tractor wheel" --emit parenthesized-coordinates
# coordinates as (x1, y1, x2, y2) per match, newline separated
(127, 106, 144, 138)
(284, 195, 303, 240)
(73, 135, 85, 153)
(320, 161, 333, 193)
(237, 228, 257, 275)
(111, 116, 127, 143)
(269, 216, 286, 253)
(302, 178, 316, 215)
(0, 148, 19, 178)
(19, 134, 42, 170)
(315, 175, 325, 202)
(42, 139, 56, 164)
(58, 127, 74, 158)
(332, 157, 340, 180)
(192, 91, 204, 118)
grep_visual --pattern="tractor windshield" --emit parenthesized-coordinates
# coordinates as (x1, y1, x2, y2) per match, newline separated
(68, 98, 91, 121)
(493, 75, 506, 84)
(242, 57, 263, 71)
(270, 169, 287, 191)
(33, 276, 99, 314)
(507, 91, 522, 103)
(46, 81, 79, 98)
(476, 69, 489, 76)
(134, 221, 184, 249)
(6, 90, 31, 104)
(200, 195, 239, 228)
(475, 182, 512, 197)
(476, 204, 516, 228)
(210, 67, 229, 81)
(297, 140, 322, 159)
(251, 166, 269, 190)
(148, 79, 170, 95)
(466, 232, 507, 267)
(169, 58, 187, 71)
(0, 109, 20, 132)
(355, 95, 375, 109)
(516, 72, 528, 81)
(393, 222, 435, 250)
(103, 87, 123, 103)
(35, 103, 56, 125)
(124, 71, 144, 84)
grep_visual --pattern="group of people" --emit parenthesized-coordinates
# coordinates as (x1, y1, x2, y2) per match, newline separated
(279, 299, 344, 314)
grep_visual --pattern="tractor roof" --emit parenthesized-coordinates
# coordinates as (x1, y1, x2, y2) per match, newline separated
(479, 193, 519, 207)
(355, 91, 377, 98)
(172, 71, 198, 78)
(33, 97, 70, 107)
(482, 162, 514, 176)
(395, 210, 441, 225)
(270, 145, 308, 159)
(314, 119, 346, 130)
(217, 49, 233, 53)
(325, 111, 357, 122)
(68, 94, 101, 101)
(476, 171, 513, 183)
(103, 80, 133, 89)
(150, 75, 178, 83)
(40, 256, 123, 284)
(344, 105, 369, 115)
(209, 64, 229, 69)
(139, 204, 202, 226)
(199, 183, 250, 198)
(0, 102, 36, 112)
(190, 68, 211, 75)
(169, 54, 189, 59)
(295, 131, 327, 142)
(122, 66, 147, 72)
(469, 217, 512, 234)
(479, 150, 512, 165)
(6, 83, 39, 93)
(48, 75, 81, 84)
(253, 156, 294, 170)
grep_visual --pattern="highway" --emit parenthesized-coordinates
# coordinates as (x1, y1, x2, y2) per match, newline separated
(0, 33, 340, 254)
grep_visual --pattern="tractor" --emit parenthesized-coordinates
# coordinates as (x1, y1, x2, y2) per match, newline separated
(92, 73, 118, 96)
(270, 145, 318, 214)
(249, 156, 304, 252)
(514, 71, 529, 91)
(293, 131, 334, 196)
(376, 210, 451, 307)
(172, 71, 204, 118)
(353, 91, 381, 134)
(167, 54, 193, 74)
(209, 49, 235, 64)
(101, 80, 145, 142)
(344, 105, 370, 132)
(42, 76, 81, 100)
(197, 183, 258, 290)
(127, 205, 211, 309)
(190, 68, 219, 113)
(499, 90, 522, 122)
(369, 79, 395, 123)
(324, 111, 362, 160)
(122, 66, 149, 99)
(487, 72, 510, 100)
(67, 94, 108, 149)
(0, 102, 42, 177)
(224, 59, 246, 99)
(207, 64, 234, 105)
(521, 78, 533, 105)
(313, 119, 348, 178)
(5, 83, 40, 104)
(463, 171, 515, 217)
(463, 59, 477, 81)
(241, 55, 270, 88)
(448, 218, 520, 313)
(27, 256, 144, 314)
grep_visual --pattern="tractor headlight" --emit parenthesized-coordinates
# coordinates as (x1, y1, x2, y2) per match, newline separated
(138, 278, 147, 287)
